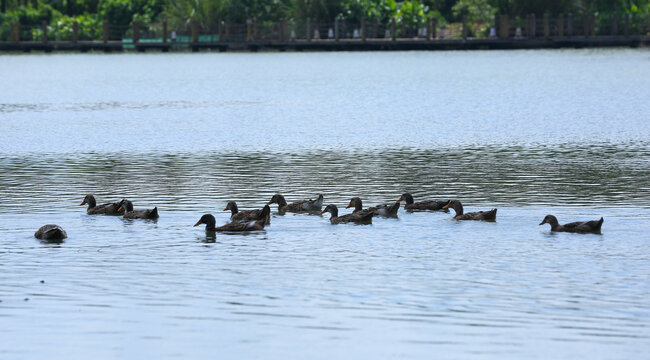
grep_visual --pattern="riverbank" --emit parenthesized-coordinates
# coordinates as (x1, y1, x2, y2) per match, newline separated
(1, 36, 648, 53)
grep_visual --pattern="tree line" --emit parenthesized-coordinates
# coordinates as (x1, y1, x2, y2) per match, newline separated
(1, 0, 648, 40)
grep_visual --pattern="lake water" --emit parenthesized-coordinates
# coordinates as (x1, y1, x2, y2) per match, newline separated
(1, 49, 649, 359)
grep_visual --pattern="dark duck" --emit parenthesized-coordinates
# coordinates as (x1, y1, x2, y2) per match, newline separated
(80, 195, 124, 215)
(321, 204, 373, 225)
(194, 206, 270, 232)
(346, 197, 400, 218)
(539, 215, 603, 234)
(443, 200, 497, 221)
(224, 201, 270, 224)
(397, 193, 449, 211)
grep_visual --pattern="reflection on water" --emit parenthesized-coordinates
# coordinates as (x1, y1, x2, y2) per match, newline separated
(1, 50, 650, 359)
(1, 143, 649, 214)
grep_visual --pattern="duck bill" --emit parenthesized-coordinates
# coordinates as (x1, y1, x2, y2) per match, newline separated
(117, 206, 124, 213)
(442, 203, 450, 209)
(345, 204, 352, 209)
(193, 220, 203, 227)
(266, 200, 273, 205)
(223, 207, 229, 211)
(539, 220, 546, 225)
(319, 209, 327, 215)
(397, 197, 403, 202)
(79, 200, 86, 206)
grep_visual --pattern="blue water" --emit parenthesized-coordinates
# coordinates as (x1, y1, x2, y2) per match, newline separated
(1, 49, 649, 359)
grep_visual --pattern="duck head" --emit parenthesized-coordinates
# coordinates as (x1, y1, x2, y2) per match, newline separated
(320, 204, 338, 217)
(346, 197, 363, 212)
(117, 199, 134, 213)
(397, 193, 414, 204)
(194, 214, 216, 231)
(442, 200, 463, 215)
(224, 201, 239, 214)
(267, 194, 287, 207)
(80, 195, 96, 208)
(539, 215, 559, 228)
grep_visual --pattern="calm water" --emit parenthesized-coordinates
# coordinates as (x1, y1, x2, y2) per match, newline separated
(1, 50, 650, 359)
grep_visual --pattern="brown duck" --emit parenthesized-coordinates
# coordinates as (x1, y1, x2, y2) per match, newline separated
(194, 206, 270, 232)
(117, 200, 159, 220)
(80, 195, 124, 215)
(443, 200, 497, 221)
(34, 225, 67, 241)
(346, 197, 400, 218)
(539, 215, 603, 234)
(224, 201, 270, 224)
(267, 194, 323, 213)
(397, 193, 449, 211)
(321, 204, 373, 225)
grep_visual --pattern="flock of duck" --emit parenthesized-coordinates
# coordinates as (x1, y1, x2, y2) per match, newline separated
(34, 193, 605, 241)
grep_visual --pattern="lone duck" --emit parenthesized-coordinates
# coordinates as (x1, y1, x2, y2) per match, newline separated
(321, 204, 373, 225)
(34, 225, 67, 241)
(267, 194, 324, 213)
(443, 200, 497, 221)
(80, 195, 124, 215)
(194, 206, 270, 232)
(346, 197, 400, 218)
(539, 215, 603, 234)
(224, 201, 270, 224)
(397, 193, 449, 211)
(117, 200, 159, 220)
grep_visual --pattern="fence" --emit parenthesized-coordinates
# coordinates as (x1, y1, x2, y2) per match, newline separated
(1, 13, 649, 50)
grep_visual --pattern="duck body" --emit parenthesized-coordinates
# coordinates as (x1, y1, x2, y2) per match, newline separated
(540, 215, 603, 234)
(34, 225, 67, 241)
(347, 197, 400, 218)
(225, 201, 270, 225)
(398, 193, 449, 212)
(443, 200, 497, 221)
(268, 194, 323, 213)
(80, 195, 124, 215)
(118, 200, 159, 220)
(321, 204, 373, 225)
(195, 206, 270, 232)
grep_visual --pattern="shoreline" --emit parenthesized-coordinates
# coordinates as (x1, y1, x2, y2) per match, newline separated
(1, 36, 648, 53)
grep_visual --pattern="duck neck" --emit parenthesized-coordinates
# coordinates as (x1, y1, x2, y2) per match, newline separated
(353, 199, 363, 213)
(205, 218, 216, 231)
(86, 196, 96, 208)
(452, 202, 464, 216)
(124, 201, 134, 212)
(404, 194, 414, 205)
(328, 207, 339, 218)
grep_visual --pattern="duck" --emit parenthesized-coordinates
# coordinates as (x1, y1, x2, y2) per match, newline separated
(267, 194, 324, 213)
(34, 225, 67, 241)
(117, 199, 159, 220)
(194, 205, 270, 232)
(80, 195, 124, 215)
(443, 200, 497, 221)
(539, 215, 603, 234)
(320, 204, 373, 225)
(224, 201, 270, 224)
(346, 197, 400, 218)
(397, 193, 449, 211)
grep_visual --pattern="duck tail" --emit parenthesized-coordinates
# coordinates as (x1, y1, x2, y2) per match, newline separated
(487, 208, 498, 221)
(151, 207, 159, 218)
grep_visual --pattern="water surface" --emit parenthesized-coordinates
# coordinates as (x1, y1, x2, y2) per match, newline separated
(1, 50, 649, 359)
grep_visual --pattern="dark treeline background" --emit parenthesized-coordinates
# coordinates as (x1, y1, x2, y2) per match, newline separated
(1, 0, 648, 39)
